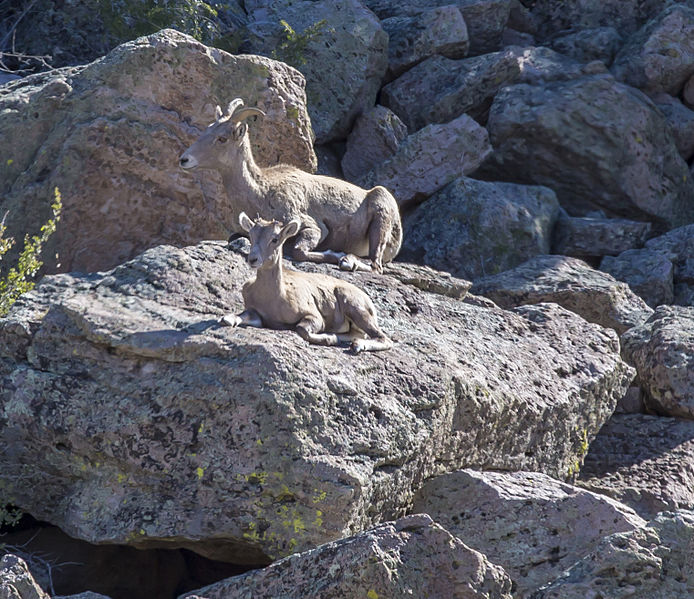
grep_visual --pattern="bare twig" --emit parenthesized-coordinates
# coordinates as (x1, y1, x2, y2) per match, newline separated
(0, 0, 39, 51)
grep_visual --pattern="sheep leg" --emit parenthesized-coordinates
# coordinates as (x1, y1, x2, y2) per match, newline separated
(295, 315, 349, 346)
(365, 187, 400, 272)
(338, 254, 372, 272)
(343, 304, 393, 353)
(288, 226, 345, 265)
(220, 308, 263, 328)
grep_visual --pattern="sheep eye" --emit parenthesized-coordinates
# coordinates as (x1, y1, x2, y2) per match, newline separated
(217, 136, 228, 144)
(271, 237, 279, 244)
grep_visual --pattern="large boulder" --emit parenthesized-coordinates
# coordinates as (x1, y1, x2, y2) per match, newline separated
(579, 414, 694, 518)
(0, 240, 633, 562)
(621, 306, 694, 418)
(412, 470, 646, 598)
(182, 515, 513, 599)
(400, 177, 561, 280)
(472, 255, 654, 334)
(363, 0, 512, 56)
(359, 113, 492, 208)
(548, 26, 623, 65)
(381, 6, 469, 81)
(644, 223, 694, 304)
(653, 93, 694, 161)
(529, 0, 678, 39)
(381, 49, 521, 130)
(0, 29, 316, 274)
(532, 511, 694, 598)
(483, 73, 694, 229)
(600, 248, 674, 307)
(244, 0, 388, 143)
(611, 4, 694, 95)
(340, 106, 407, 183)
(552, 214, 652, 258)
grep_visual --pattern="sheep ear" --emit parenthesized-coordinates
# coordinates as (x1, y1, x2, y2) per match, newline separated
(239, 211, 254, 232)
(281, 218, 301, 239)
(215, 105, 223, 120)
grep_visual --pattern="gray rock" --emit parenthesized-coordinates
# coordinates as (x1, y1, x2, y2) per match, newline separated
(501, 28, 536, 47)
(472, 254, 654, 334)
(611, 4, 694, 95)
(513, 46, 608, 84)
(684, 71, 694, 107)
(507, 0, 540, 35)
(548, 26, 624, 65)
(552, 214, 652, 258)
(381, 49, 521, 131)
(621, 305, 694, 418)
(0, 29, 316, 274)
(0, 554, 49, 599)
(600, 248, 674, 307)
(412, 470, 646, 598)
(359, 113, 492, 208)
(313, 143, 344, 179)
(579, 414, 694, 518)
(363, 0, 512, 55)
(533, 511, 694, 598)
(341, 106, 407, 183)
(401, 177, 560, 280)
(653, 93, 694, 160)
(181, 515, 513, 599)
(382, 6, 469, 81)
(645, 224, 694, 303)
(483, 74, 694, 229)
(244, 0, 388, 143)
(530, 0, 678, 39)
(0, 241, 634, 561)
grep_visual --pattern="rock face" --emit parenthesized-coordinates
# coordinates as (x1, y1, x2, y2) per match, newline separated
(382, 6, 469, 81)
(548, 26, 623, 65)
(359, 114, 493, 208)
(0, 241, 633, 562)
(0, 555, 49, 599)
(579, 414, 694, 518)
(244, 0, 388, 144)
(483, 73, 694, 229)
(340, 106, 408, 183)
(472, 255, 654, 334)
(412, 470, 646, 598)
(0, 29, 316, 274)
(653, 93, 694, 160)
(401, 177, 560, 280)
(611, 4, 694, 95)
(382, 49, 521, 130)
(182, 515, 513, 599)
(621, 306, 694, 418)
(644, 223, 694, 304)
(532, 511, 694, 599)
(551, 214, 652, 258)
(600, 248, 674, 307)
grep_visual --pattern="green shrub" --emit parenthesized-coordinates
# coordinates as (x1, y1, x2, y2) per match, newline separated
(0, 187, 62, 317)
(271, 18, 330, 68)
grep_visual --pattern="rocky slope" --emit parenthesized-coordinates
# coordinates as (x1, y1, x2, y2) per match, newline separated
(1, 1, 694, 598)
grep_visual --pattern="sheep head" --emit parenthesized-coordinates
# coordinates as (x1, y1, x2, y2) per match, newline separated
(179, 99, 265, 170)
(239, 211, 300, 269)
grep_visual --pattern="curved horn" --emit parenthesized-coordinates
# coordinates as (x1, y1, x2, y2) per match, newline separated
(232, 107, 266, 123)
(225, 98, 245, 118)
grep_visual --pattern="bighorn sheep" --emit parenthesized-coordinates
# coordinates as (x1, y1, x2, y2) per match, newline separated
(222, 212, 393, 353)
(179, 98, 402, 272)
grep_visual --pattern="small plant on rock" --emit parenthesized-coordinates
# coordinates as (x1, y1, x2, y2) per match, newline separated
(0, 187, 62, 317)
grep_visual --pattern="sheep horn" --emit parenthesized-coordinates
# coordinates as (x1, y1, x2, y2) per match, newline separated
(232, 107, 266, 123)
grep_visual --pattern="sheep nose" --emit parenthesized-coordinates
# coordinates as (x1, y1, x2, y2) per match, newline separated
(248, 255, 260, 267)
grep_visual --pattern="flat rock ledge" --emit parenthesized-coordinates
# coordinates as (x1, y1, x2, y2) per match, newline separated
(181, 514, 513, 599)
(0, 241, 633, 562)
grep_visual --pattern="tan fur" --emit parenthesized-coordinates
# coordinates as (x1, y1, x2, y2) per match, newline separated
(180, 99, 403, 272)
(221, 213, 393, 353)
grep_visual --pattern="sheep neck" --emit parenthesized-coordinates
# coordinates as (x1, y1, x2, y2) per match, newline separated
(221, 138, 266, 215)
(253, 253, 284, 293)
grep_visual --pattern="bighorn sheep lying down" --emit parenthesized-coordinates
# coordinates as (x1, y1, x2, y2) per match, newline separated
(222, 212, 393, 353)
(179, 98, 402, 272)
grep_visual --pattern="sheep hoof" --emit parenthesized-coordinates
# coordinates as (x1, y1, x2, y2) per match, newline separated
(339, 255, 358, 272)
(350, 339, 366, 354)
(220, 314, 241, 327)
